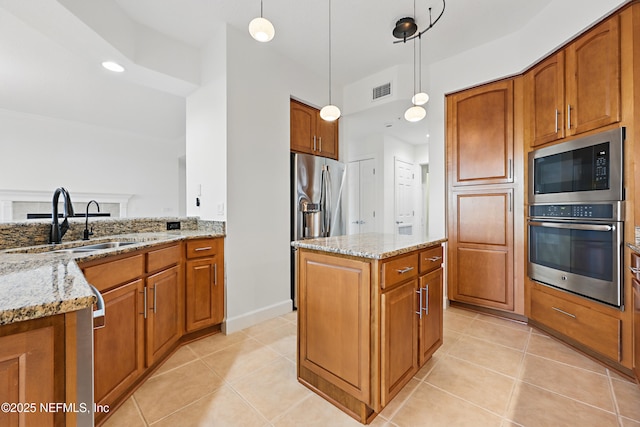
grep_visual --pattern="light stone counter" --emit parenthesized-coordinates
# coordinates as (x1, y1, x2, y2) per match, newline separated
(0, 224, 225, 326)
(291, 232, 447, 259)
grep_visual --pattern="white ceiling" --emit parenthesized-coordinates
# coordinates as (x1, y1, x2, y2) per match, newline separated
(3, 0, 612, 145)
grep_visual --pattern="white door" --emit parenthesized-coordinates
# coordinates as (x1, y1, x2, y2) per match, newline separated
(347, 159, 376, 234)
(395, 158, 415, 236)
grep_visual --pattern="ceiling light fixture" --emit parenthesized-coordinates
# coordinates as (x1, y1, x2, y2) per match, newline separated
(101, 61, 125, 73)
(249, 0, 275, 42)
(320, 0, 340, 122)
(412, 34, 429, 106)
(392, 0, 446, 44)
(404, 1, 425, 122)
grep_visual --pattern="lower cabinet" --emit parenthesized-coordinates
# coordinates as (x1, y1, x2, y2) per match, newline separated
(0, 315, 65, 427)
(185, 238, 224, 332)
(633, 278, 640, 381)
(146, 265, 182, 366)
(297, 244, 443, 422)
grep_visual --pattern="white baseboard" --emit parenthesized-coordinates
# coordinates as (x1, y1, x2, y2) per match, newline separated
(223, 299, 293, 334)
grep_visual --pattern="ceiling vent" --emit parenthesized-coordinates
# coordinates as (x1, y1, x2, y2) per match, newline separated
(372, 82, 391, 100)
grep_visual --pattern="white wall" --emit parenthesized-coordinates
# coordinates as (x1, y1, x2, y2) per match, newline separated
(425, 0, 628, 240)
(0, 109, 181, 217)
(187, 24, 332, 333)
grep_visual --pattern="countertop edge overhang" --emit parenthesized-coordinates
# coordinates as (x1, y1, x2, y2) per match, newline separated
(292, 233, 447, 259)
(0, 230, 226, 326)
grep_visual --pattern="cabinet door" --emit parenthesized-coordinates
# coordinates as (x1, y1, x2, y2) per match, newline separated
(449, 79, 514, 186)
(298, 251, 371, 404)
(633, 278, 640, 380)
(526, 52, 565, 147)
(146, 266, 182, 366)
(316, 116, 338, 160)
(0, 317, 63, 427)
(449, 189, 514, 311)
(185, 256, 224, 332)
(565, 15, 620, 135)
(94, 279, 145, 411)
(419, 268, 443, 365)
(290, 100, 316, 155)
(381, 279, 419, 407)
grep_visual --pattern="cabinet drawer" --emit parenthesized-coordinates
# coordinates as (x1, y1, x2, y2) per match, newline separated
(530, 286, 620, 361)
(419, 246, 443, 274)
(631, 252, 640, 281)
(186, 238, 222, 259)
(147, 244, 181, 272)
(83, 254, 144, 292)
(381, 253, 418, 289)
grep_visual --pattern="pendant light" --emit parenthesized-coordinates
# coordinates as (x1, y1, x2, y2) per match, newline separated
(249, 0, 275, 42)
(320, 0, 341, 122)
(404, 11, 425, 122)
(411, 35, 429, 106)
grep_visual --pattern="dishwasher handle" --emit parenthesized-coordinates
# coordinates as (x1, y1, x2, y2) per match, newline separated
(90, 285, 106, 329)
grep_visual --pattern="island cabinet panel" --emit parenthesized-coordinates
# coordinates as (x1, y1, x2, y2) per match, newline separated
(185, 238, 224, 332)
(94, 279, 145, 413)
(0, 315, 64, 427)
(449, 189, 514, 311)
(449, 79, 514, 187)
(296, 241, 444, 423)
(380, 279, 418, 406)
(298, 251, 371, 403)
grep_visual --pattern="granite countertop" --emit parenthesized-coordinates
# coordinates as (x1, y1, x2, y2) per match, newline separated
(291, 233, 447, 259)
(0, 229, 225, 326)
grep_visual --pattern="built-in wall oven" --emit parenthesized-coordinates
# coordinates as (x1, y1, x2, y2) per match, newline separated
(528, 127, 625, 308)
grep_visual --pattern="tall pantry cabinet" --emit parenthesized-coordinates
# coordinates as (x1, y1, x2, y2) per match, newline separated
(446, 78, 525, 314)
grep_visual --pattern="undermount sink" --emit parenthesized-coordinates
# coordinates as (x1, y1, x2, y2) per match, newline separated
(53, 241, 137, 253)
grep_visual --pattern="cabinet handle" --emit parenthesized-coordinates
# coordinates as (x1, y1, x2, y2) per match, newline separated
(319, 137, 322, 152)
(567, 104, 572, 130)
(555, 109, 559, 133)
(397, 266, 414, 274)
(214, 264, 218, 286)
(427, 256, 442, 262)
(152, 285, 157, 314)
(508, 159, 512, 180)
(195, 246, 212, 252)
(141, 288, 148, 319)
(313, 135, 317, 151)
(423, 284, 429, 316)
(416, 289, 423, 319)
(629, 266, 640, 275)
(551, 306, 576, 319)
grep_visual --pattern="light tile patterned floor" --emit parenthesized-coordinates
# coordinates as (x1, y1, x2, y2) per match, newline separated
(103, 307, 640, 427)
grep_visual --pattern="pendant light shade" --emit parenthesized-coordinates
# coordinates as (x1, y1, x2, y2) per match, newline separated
(320, 104, 341, 121)
(412, 92, 429, 106)
(404, 105, 426, 122)
(249, 1, 275, 42)
(320, 0, 341, 122)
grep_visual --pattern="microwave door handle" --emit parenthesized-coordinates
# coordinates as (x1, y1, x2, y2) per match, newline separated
(528, 221, 614, 232)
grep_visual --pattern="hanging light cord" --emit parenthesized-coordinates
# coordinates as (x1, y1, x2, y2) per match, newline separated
(260, 0, 264, 18)
(328, 0, 332, 105)
(394, 0, 446, 44)
(412, 0, 417, 103)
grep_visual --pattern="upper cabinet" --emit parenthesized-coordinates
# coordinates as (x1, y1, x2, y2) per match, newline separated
(290, 99, 338, 160)
(448, 79, 514, 187)
(526, 15, 620, 147)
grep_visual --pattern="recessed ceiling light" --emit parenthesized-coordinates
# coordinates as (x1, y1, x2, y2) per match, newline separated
(101, 61, 125, 73)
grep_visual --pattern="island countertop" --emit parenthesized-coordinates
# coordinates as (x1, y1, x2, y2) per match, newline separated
(0, 228, 225, 326)
(291, 233, 447, 259)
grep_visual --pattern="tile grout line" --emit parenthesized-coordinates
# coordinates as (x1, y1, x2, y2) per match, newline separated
(131, 394, 149, 427)
(501, 324, 532, 426)
(605, 369, 625, 427)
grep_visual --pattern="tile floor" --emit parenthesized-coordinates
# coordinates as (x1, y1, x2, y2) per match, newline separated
(103, 306, 640, 427)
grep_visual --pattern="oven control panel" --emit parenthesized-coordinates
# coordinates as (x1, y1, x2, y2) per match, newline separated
(530, 203, 614, 219)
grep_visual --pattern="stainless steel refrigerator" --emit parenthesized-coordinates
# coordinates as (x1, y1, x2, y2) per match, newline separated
(290, 153, 346, 307)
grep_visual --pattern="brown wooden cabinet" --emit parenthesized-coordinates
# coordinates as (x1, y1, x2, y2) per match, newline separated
(632, 252, 640, 381)
(146, 265, 181, 366)
(448, 79, 514, 186)
(448, 189, 514, 311)
(0, 315, 65, 427)
(525, 15, 620, 147)
(185, 238, 224, 332)
(290, 99, 338, 160)
(297, 244, 443, 422)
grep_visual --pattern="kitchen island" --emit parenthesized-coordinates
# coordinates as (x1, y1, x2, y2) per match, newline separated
(292, 233, 446, 424)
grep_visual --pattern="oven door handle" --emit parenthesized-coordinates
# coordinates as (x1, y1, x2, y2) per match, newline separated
(528, 221, 614, 232)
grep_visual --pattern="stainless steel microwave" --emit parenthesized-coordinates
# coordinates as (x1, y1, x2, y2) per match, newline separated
(528, 128, 625, 204)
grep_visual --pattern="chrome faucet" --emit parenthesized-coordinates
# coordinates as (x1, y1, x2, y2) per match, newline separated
(83, 200, 100, 240)
(50, 187, 74, 244)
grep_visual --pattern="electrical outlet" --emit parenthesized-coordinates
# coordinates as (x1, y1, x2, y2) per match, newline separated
(166, 221, 181, 230)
